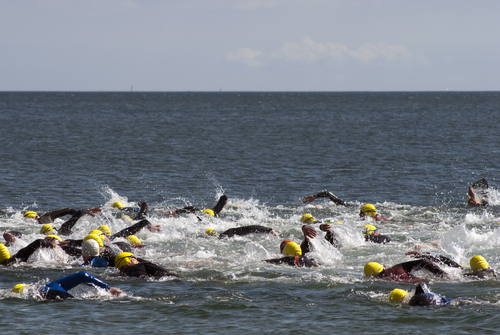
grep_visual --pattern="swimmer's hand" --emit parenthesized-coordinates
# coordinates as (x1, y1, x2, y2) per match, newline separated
(3, 232, 16, 244)
(110, 287, 123, 296)
(405, 251, 423, 258)
(319, 224, 331, 232)
(302, 194, 318, 204)
(302, 225, 317, 240)
(86, 207, 102, 217)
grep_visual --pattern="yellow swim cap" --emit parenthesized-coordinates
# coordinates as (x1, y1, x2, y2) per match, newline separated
(126, 235, 143, 246)
(388, 289, 408, 302)
(202, 209, 215, 217)
(470, 255, 489, 272)
(364, 262, 384, 277)
(122, 215, 132, 221)
(40, 224, 56, 235)
(12, 283, 28, 294)
(361, 204, 377, 216)
(301, 213, 316, 224)
(115, 252, 134, 270)
(0, 243, 11, 263)
(362, 224, 378, 236)
(23, 211, 38, 218)
(280, 240, 302, 256)
(112, 201, 124, 209)
(83, 234, 104, 249)
(98, 225, 112, 237)
(205, 228, 217, 236)
(88, 230, 105, 241)
(45, 235, 62, 242)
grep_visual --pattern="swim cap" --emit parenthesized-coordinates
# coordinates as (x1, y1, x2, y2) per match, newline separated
(122, 215, 132, 221)
(0, 243, 11, 263)
(388, 289, 408, 302)
(82, 239, 100, 258)
(98, 225, 112, 236)
(301, 213, 316, 224)
(40, 224, 56, 235)
(280, 240, 302, 256)
(470, 255, 489, 272)
(88, 230, 106, 242)
(45, 235, 62, 242)
(115, 252, 134, 270)
(364, 262, 384, 277)
(202, 209, 215, 217)
(12, 283, 28, 294)
(83, 234, 104, 249)
(126, 235, 143, 246)
(361, 204, 377, 216)
(23, 211, 38, 218)
(112, 201, 124, 209)
(205, 228, 217, 236)
(362, 224, 378, 236)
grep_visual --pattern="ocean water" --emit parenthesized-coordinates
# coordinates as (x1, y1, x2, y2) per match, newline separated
(0, 91, 499, 334)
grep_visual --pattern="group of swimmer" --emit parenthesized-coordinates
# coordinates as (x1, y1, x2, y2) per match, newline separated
(3, 179, 494, 305)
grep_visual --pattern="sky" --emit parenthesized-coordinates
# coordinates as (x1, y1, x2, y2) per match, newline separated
(1, 0, 499, 91)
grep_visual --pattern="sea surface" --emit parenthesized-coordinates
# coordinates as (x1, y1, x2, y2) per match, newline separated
(0, 91, 499, 334)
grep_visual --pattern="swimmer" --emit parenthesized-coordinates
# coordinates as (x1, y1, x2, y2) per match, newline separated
(300, 213, 342, 249)
(12, 271, 122, 300)
(464, 255, 497, 278)
(364, 259, 448, 283)
(467, 179, 489, 207)
(112, 201, 149, 220)
(302, 191, 350, 207)
(206, 225, 277, 238)
(0, 238, 59, 266)
(164, 195, 228, 221)
(37, 209, 95, 237)
(404, 251, 463, 269)
(23, 207, 101, 224)
(359, 204, 390, 221)
(388, 283, 453, 306)
(264, 240, 318, 267)
(362, 224, 391, 244)
(114, 252, 179, 278)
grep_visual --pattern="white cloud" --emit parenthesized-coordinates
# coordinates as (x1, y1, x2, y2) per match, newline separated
(231, 36, 418, 67)
(227, 47, 263, 66)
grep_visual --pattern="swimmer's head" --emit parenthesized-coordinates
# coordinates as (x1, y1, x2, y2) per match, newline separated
(362, 224, 378, 236)
(0, 243, 11, 262)
(82, 239, 100, 258)
(83, 233, 104, 249)
(40, 224, 56, 235)
(205, 228, 217, 236)
(126, 235, 143, 247)
(23, 211, 38, 219)
(470, 255, 489, 272)
(360, 204, 377, 217)
(12, 283, 28, 294)
(122, 215, 132, 221)
(202, 209, 215, 217)
(364, 262, 384, 277)
(115, 252, 134, 270)
(98, 225, 112, 237)
(280, 240, 302, 256)
(45, 235, 62, 243)
(300, 213, 316, 224)
(88, 230, 106, 241)
(388, 289, 408, 302)
(112, 201, 124, 209)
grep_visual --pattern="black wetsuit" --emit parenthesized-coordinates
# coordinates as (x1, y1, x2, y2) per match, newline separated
(0, 239, 54, 266)
(219, 225, 273, 238)
(408, 283, 453, 306)
(120, 258, 179, 278)
(171, 195, 228, 221)
(314, 191, 350, 207)
(110, 219, 153, 240)
(366, 234, 391, 244)
(264, 255, 318, 267)
(414, 253, 463, 269)
(37, 208, 78, 224)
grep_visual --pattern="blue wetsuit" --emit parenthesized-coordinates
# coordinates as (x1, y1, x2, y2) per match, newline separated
(43, 271, 111, 300)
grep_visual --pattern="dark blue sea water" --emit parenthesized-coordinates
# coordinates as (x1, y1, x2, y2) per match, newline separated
(0, 92, 499, 334)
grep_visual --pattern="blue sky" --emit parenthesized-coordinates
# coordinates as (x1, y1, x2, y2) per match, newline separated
(1, 0, 499, 91)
